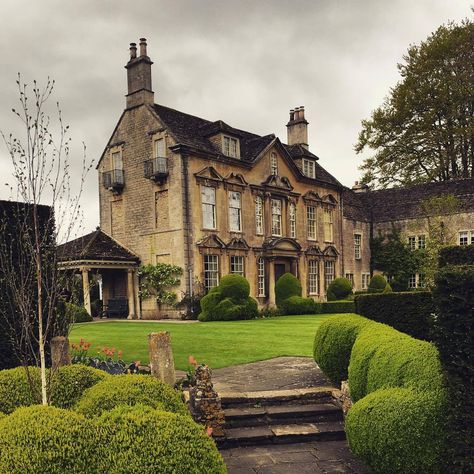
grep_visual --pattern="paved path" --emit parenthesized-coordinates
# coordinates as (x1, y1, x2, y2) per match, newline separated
(212, 357, 370, 474)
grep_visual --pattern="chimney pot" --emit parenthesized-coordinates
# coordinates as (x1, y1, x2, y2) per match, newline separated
(299, 106, 305, 120)
(286, 105, 309, 149)
(139, 38, 147, 57)
(289, 109, 295, 121)
(129, 42, 137, 60)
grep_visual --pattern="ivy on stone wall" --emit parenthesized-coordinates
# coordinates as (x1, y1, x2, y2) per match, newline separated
(138, 263, 183, 307)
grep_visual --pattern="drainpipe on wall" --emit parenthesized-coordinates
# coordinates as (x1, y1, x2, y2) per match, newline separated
(340, 193, 345, 277)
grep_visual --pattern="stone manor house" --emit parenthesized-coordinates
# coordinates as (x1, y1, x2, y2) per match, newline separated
(59, 39, 474, 319)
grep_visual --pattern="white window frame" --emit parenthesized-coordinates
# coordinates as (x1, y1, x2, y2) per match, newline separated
(230, 256, 244, 276)
(201, 186, 216, 230)
(408, 236, 416, 251)
(408, 274, 417, 289)
(223, 135, 239, 158)
(255, 196, 264, 235)
(289, 202, 296, 238)
(270, 152, 278, 175)
(361, 273, 370, 290)
(204, 255, 219, 290)
(324, 208, 334, 242)
(418, 235, 426, 249)
(345, 273, 354, 286)
(459, 230, 474, 246)
(271, 199, 282, 237)
(228, 191, 242, 232)
(307, 205, 317, 240)
(354, 234, 362, 260)
(324, 260, 335, 291)
(308, 260, 319, 295)
(257, 258, 266, 297)
(302, 159, 316, 178)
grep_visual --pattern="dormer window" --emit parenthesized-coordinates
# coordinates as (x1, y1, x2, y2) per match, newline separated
(223, 135, 239, 158)
(302, 159, 316, 178)
(270, 152, 278, 175)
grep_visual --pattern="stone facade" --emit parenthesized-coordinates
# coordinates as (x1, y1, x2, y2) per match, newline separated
(94, 39, 474, 318)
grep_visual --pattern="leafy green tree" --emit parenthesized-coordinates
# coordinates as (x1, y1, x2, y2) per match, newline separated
(138, 263, 183, 306)
(356, 19, 474, 188)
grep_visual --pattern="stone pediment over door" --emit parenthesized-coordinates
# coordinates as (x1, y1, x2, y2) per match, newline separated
(262, 237, 302, 257)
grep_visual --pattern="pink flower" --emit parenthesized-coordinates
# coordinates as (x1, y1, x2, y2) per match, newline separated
(188, 355, 198, 367)
(206, 426, 213, 437)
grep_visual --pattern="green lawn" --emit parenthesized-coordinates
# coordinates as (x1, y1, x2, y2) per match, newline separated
(70, 315, 334, 370)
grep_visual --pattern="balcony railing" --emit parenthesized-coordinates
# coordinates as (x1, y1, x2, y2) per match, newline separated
(102, 169, 124, 192)
(144, 156, 168, 184)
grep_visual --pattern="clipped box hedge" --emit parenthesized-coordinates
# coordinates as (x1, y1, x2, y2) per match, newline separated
(313, 314, 447, 473)
(320, 300, 355, 314)
(0, 367, 42, 414)
(74, 374, 188, 417)
(354, 291, 434, 340)
(93, 404, 226, 473)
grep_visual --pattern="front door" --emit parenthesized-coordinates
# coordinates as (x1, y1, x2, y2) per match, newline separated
(274, 263, 286, 284)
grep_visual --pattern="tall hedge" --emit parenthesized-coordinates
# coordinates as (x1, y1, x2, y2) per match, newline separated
(438, 244, 474, 267)
(433, 264, 474, 473)
(354, 291, 434, 340)
(313, 314, 447, 473)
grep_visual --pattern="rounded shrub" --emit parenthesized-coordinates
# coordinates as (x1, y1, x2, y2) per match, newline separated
(326, 277, 353, 301)
(93, 404, 226, 473)
(65, 302, 93, 323)
(346, 388, 446, 474)
(0, 367, 41, 414)
(313, 315, 374, 384)
(275, 272, 302, 308)
(368, 274, 389, 293)
(219, 274, 250, 301)
(0, 405, 96, 474)
(50, 364, 109, 409)
(198, 274, 258, 321)
(281, 296, 319, 315)
(382, 282, 393, 293)
(74, 374, 188, 417)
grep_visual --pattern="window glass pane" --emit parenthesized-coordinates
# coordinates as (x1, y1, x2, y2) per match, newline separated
(307, 206, 316, 239)
(324, 260, 334, 290)
(270, 153, 278, 175)
(459, 231, 468, 245)
(230, 256, 244, 276)
(229, 191, 241, 231)
(354, 234, 361, 259)
(271, 199, 282, 236)
(289, 203, 296, 238)
(324, 209, 333, 241)
(112, 151, 122, 169)
(255, 196, 263, 234)
(408, 274, 417, 289)
(201, 186, 216, 229)
(204, 255, 219, 290)
(257, 258, 265, 297)
(417, 235, 426, 249)
(308, 260, 319, 294)
(154, 138, 166, 158)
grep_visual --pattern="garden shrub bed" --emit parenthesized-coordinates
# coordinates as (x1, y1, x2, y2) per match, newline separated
(313, 314, 447, 473)
(280, 296, 320, 315)
(438, 244, 474, 267)
(354, 291, 434, 340)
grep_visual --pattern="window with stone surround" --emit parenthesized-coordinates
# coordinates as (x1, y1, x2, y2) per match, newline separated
(361, 273, 370, 290)
(459, 230, 474, 246)
(271, 199, 282, 236)
(302, 159, 315, 178)
(418, 235, 426, 249)
(324, 260, 335, 290)
(307, 205, 317, 240)
(345, 273, 354, 286)
(230, 256, 244, 276)
(308, 260, 319, 295)
(229, 191, 242, 232)
(408, 236, 416, 251)
(323, 208, 333, 242)
(255, 196, 264, 235)
(270, 152, 278, 175)
(201, 186, 216, 229)
(354, 234, 362, 260)
(289, 202, 296, 238)
(257, 258, 265, 297)
(204, 255, 219, 290)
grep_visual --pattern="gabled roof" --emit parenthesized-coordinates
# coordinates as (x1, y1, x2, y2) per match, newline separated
(151, 103, 341, 189)
(58, 228, 139, 262)
(343, 178, 474, 223)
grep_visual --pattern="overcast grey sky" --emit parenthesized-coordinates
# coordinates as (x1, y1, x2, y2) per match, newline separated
(0, 0, 472, 234)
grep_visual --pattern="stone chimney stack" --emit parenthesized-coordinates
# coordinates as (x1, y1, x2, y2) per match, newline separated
(286, 106, 309, 149)
(125, 38, 154, 109)
(352, 181, 369, 193)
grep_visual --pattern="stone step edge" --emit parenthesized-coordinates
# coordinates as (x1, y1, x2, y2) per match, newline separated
(224, 403, 341, 419)
(219, 386, 337, 404)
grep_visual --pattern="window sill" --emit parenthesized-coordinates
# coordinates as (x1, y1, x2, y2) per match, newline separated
(202, 228, 218, 232)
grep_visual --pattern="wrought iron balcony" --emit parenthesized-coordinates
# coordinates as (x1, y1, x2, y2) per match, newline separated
(102, 169, 124, 192)
(144, 156, 168, 184)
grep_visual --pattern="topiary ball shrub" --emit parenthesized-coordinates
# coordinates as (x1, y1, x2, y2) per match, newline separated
(198, 274, 258, 321)
(368, 274, 389, 293)
(50, 364, 109, 409)
(280, 296, 319, 315)
(74, 374, 188, 417)
(0, 367, 42, 414)
(65, 302, 93, 323)
(326, 277, 353, 301)
(275, 272, 302, 308)
(0, 405, 96, 474)
(93, 404, 226, 474)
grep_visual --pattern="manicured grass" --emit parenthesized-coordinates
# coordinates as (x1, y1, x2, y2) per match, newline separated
(70, 315, 335, 370)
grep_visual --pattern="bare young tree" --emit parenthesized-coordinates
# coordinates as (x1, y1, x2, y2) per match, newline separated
(0, 75, 92, 404)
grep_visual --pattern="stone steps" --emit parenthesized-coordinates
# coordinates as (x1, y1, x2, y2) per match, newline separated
(217, 387, 346, 449)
